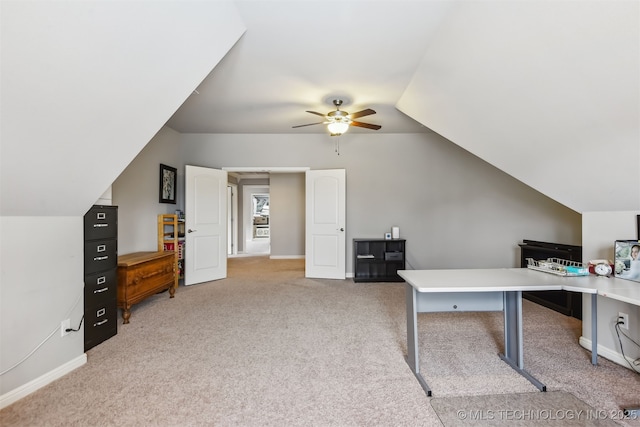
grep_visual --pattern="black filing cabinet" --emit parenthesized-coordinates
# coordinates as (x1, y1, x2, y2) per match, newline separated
(84, 205, 118, 351)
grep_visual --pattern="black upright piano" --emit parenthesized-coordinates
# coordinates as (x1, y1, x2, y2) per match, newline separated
(518, 239, 583, 319)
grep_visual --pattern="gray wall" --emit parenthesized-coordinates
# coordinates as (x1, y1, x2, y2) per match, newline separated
(270, 173, 305, 257)
(113, 127, 184, 255)
(0, 217, 85, 395)
(181, 131, 581, 272)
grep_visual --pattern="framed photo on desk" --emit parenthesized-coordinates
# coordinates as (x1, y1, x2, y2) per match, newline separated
(614, 240, 640, 282)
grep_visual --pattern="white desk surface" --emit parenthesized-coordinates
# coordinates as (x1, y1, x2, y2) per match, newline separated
(595, 282, 640, 306)
(398, 268, 640, 306)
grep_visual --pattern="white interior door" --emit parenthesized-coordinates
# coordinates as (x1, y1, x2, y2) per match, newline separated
(185, 165, 227, 285)
(305, 169, 346, 279)
(227, 183, 237, 255)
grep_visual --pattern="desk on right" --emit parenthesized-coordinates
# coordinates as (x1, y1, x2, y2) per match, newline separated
(591, 277, 640, 418)
(399, 267, 640, 412)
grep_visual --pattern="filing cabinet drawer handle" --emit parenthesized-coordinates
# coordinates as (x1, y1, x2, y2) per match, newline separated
(94, 287, 109, 294)
(94, 319, 108, 327)
(93, 223, 109, 228)
(93, 256, 109, 261)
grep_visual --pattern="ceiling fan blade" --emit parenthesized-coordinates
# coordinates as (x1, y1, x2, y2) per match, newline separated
(351, 121, 381, 130)
(306, 111, 326, 118)
(292, 122, 325, 128)
(350, 109, 376, 119)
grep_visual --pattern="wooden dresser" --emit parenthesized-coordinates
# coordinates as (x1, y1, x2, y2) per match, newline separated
(117, 251, 176, 324)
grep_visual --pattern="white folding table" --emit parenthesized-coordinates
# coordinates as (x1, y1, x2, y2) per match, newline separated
(398, 268, 603, 396)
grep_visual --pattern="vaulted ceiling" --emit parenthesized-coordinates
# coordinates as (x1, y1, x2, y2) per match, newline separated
(2, 0, 638, 216)
(166, 0, 640, 214)
(165, 1, 454, 135)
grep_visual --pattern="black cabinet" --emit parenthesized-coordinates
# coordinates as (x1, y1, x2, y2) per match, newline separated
(84, 205, 118, 351)
(519, 239, 582, 319)
(353, 239, 406, 282)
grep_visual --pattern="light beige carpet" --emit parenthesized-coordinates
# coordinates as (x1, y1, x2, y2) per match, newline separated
(1, 257, 639, 426)
(431, 391, 620, 426)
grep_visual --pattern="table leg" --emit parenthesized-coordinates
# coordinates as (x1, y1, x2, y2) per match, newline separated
(591, 293, 598, 365)
(500, 290, 547, 391)
(405, 283, 432, 396)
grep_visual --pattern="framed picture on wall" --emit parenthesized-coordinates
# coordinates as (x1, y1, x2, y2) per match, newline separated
(159, 164, 177, 204)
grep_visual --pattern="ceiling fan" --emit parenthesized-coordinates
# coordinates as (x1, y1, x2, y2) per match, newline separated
(292, 99, 381, 136)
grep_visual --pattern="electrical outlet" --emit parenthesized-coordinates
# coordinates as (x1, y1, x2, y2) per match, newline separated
(618, 312, 629, 330)
(61, 319, 71, 337)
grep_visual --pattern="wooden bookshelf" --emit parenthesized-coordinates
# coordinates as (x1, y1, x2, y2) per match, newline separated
(157, 214, 183, 290)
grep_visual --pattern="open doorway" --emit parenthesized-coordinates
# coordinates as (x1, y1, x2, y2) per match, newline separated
(226, 176, 271, 257)
(224, 167, 308, 259)
(245, 189, 270, 255)
(187, 166, 343, 281)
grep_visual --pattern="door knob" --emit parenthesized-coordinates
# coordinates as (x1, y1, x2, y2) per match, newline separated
(339, 228, 344, 232)
(188, 229, 197, 233)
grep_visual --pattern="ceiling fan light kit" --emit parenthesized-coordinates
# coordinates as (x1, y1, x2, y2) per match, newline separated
(327, 121, 350, 136)
(293, 99, 381, 137)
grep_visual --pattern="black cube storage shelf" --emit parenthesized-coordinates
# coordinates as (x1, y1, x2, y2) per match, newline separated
(353, 239, 406, 282)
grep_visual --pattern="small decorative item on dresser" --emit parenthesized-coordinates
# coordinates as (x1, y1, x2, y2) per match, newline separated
(392, 226, 400, 239)
(384, 232, 392, 240)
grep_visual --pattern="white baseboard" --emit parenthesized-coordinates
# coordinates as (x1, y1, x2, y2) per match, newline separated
(579, 336, 637, 370)
(0, 353, 87, 410)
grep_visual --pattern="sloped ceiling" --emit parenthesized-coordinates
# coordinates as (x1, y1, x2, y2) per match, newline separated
(397, 0, 639, 213)
(1, 0, 245, 216)
(165, 0, 455, 134)
(1, 1, 637, 216)
(170, 0, 639, 214)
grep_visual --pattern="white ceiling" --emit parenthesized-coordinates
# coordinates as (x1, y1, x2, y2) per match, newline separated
(165, 0, 456, 135)
(3, 0, 636, 215)
(163, 0, 639, 213)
